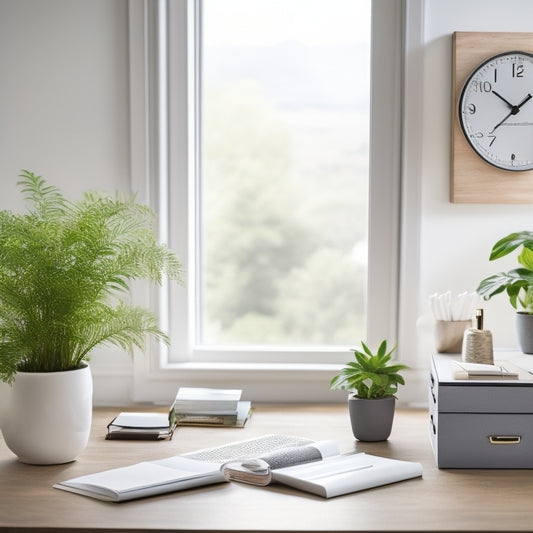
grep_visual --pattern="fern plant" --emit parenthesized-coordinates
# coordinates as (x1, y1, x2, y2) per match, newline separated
(329, 340, 409, 400)
(0, 171, 183, 383)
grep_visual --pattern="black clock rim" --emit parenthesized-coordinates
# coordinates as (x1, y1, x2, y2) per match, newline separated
(458, 50, 533, 172)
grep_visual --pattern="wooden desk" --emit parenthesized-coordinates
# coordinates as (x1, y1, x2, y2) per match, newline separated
(2, 404, 533, 532)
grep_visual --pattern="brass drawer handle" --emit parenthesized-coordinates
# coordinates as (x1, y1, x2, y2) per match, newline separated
(489, 436, 521, 445)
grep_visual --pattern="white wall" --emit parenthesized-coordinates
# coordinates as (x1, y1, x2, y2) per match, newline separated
(0, 0, 130, 197)
(0, 0, 135, 404)
(417, 0, 533, 365)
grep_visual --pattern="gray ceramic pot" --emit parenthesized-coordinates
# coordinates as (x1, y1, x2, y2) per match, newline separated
(348, 395, 396, 441)
(516, 312, 533, 354)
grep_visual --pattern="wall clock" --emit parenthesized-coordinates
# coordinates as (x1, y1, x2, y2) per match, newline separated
(459, 51, 533, 171)
(451, 32, 533, 203)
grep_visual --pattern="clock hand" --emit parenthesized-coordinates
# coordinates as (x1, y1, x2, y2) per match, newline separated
(490, 93, 533, 133)
(492, 90, 514, 108)
(490, 110, 513, 133)
(517, 93, 533, 109)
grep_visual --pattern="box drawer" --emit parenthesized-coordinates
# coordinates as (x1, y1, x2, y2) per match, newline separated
(435, 413, 533, 468)
(430, 354, 533, 413)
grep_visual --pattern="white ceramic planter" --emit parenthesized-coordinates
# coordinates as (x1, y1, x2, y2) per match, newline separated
(0, 364, 93, 464)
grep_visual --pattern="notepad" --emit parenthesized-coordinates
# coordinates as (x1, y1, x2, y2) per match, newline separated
(452, 361, 521, 380)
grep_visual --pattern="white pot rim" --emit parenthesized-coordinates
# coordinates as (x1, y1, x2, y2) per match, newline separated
(14, 362, 89, 377)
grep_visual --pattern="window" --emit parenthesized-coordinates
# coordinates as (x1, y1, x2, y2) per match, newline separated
(200, 0, 370, 347)
(129, 0, 407, 401)
(161, 0, 403, 366)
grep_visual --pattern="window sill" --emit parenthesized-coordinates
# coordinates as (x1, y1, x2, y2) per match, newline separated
(163, 360, 342, 376)
(140, 360, 348, 404)
(139, 361, 427, 405)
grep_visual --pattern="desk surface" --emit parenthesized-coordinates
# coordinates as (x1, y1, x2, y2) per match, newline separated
(2, 404, 533, 532)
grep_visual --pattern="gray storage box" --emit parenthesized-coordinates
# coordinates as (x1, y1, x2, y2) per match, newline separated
(430, 353, 533, 468)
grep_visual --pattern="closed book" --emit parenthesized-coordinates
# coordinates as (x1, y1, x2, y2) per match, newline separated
(176, 401, 252, 427)
(173, 387, 242, 415)
(106, 412, 176, 440)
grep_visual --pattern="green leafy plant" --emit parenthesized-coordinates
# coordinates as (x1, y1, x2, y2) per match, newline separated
(477, 231, 533, 313)
(329, 340, 408, 400)
(0, 171, 183, 383)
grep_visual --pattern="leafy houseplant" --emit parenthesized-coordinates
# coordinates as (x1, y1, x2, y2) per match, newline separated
(330, 340, 408, 399)
(477, 231, 533, 353)
(330, 340, 408, 441)
(0, 171, 182, 463)
(477, 231, 533, 312)
(0, 171, 182, 383)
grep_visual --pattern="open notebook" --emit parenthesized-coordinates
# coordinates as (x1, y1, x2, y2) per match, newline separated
(54, 434, 422, 501)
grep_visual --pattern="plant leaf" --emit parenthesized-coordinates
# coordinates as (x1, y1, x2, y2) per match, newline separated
(518, 247, 533, 271)
(489, 231, 533, 261)
(360, 341, 373, 357)
(477, 269, 533, 302)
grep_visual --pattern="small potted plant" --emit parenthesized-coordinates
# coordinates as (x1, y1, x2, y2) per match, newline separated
(0, 171, 183, 464)
(477, 231, 533, 353)
(330, 340, 408, 441)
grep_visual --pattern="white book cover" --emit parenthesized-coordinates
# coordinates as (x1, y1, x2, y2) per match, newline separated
(54, 456, 226, 502)
(111, 412, 170, 429)
(271, 453, 423, 498)
(173, 387, 242, 414)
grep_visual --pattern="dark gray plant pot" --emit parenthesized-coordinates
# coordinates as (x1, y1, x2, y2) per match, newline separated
(348, 395, 396, 442)
(516, 312, 533, 354)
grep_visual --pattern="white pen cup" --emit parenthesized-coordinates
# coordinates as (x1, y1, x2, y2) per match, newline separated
(434, 319, 472, 354)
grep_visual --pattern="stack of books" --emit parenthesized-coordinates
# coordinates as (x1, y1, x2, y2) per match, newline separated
(173, 387, 252, 428)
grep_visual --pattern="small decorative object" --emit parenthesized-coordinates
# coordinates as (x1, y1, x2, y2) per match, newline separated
(477, 231, 533, 354)
(0, 171, 183, 464)
(330, 341, 409, 442)
(434, 320, 472, 353)
(430, 291, 476, 353)
(451, 31, 533, 203)
(461, 309, 494, 364)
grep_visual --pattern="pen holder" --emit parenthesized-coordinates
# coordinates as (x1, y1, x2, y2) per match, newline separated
(434, 320, 472, 353)
(461, 328, 494, 365)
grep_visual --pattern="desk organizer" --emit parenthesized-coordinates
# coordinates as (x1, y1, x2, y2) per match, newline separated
(429, 353, 533, 468)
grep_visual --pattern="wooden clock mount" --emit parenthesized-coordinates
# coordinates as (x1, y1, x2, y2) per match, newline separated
(451, 31, 533, 203)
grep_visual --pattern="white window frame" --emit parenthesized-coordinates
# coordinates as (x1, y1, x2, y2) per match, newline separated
(128, 0, 425, 404)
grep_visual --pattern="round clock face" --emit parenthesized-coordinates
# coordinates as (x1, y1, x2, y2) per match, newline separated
(459, 51, 533, 171)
